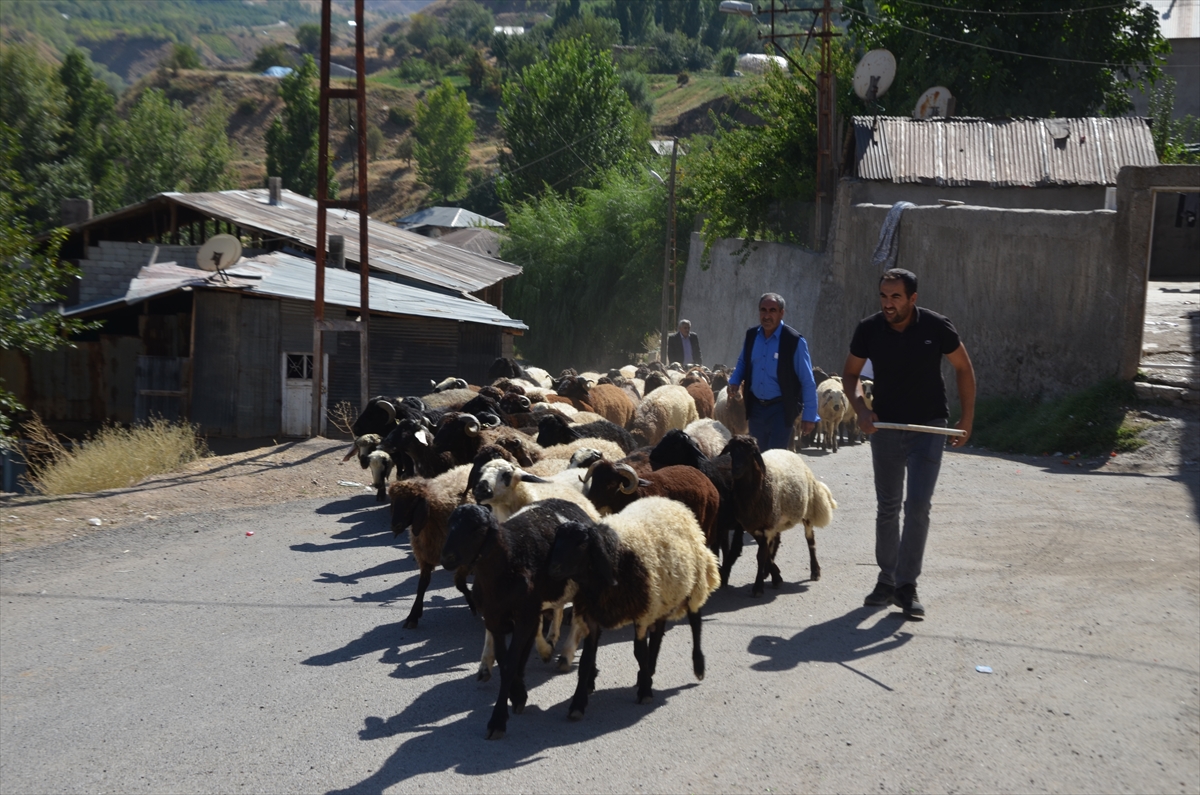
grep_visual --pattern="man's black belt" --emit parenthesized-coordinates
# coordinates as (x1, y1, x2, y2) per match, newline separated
(754, 396, 782, 406)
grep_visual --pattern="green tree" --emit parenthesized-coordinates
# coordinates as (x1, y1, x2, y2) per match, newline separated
(296, 23, 321, 53)
(0, 128, 99, 446)
(406, 13, 442, 51)
(413, 80, 475, 202)
(0, 45, 68, 228)
(680, 48, 855, 256)
(264, 56, 337, 198)
(164, 43, 201, 70)
(445, 0, 495, 44)
(58, 50, 122, 212)
(501, 169, 667, 370)
(843, 0, 1167, 117)
(117, 89, 232, 204)
(1149, 75, 1200, 164)
(250, 43, 294, 72)
(498, 36, 644, 202)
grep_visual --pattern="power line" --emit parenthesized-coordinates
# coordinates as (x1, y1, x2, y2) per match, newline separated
(843, 7, 1147, 67)
(891, 0, 1136, 15)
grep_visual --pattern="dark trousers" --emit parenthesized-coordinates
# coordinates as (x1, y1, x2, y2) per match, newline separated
(870, 422, 946, 588)
(747, 401, 789, 451)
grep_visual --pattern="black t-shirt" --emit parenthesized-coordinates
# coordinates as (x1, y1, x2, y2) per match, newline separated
(849, 307, 961, 423)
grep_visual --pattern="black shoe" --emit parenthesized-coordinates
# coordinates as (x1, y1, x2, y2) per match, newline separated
(892, 584, 925, 618)
(863, 582, 894, 607)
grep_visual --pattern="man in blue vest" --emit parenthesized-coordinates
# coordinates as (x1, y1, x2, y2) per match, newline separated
(727, 292, 819, 450)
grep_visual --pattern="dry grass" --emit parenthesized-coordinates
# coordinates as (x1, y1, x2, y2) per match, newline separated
(22, 414, 209, 496)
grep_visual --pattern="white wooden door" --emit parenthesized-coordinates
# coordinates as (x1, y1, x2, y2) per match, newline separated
(281, 353, 328, 436)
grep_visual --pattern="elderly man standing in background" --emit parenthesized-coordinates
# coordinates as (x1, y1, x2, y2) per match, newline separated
(727, 293, 818, 451)
(667, 319, 702, 366)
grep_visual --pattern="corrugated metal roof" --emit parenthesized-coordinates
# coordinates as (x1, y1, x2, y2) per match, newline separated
(64, 253, 527, 330)
(852, 116, 1158, 187)
(69, 188, 520, 295)
(395, 206, 504, 230)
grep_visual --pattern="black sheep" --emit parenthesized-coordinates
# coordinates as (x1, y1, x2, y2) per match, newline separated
(535, 412, 638, 454)
(649, 429, 745, 586)
(442, 500, 595, 740)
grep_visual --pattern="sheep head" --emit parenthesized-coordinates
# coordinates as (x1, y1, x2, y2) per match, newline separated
(388, 482, 430, 538)
(549, 521, 619, 587)
(442, 504, 498, 570)
(722, 435, 764, 480)
(471, 459, 550, 505)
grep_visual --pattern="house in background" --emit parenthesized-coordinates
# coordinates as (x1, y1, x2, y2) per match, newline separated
(845, 115, 1194, 277)
(1128, 0, 1199, 120)
(395, 206, 504, 239)
(2, 188, 526, 439)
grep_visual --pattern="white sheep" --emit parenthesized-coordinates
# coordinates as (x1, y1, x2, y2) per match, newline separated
(724, 436, 838, 596)
(683, 418, 733, 459)
(713, 386, 748, 436)
(548, 496, 721, 717)
(630, 384, 699, 447)
(815, 378, 848, 452)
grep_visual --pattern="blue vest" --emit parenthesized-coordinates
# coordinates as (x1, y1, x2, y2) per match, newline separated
(740, 324, 803, 429)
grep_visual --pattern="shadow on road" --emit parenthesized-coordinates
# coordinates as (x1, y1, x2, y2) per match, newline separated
(744, 606, 913, 690)
(292, 503, 394, 553)
(326, 679, 697, 795)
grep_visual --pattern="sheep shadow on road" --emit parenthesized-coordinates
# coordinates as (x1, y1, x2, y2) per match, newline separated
(325, 677, 697, 795)
(292, 500, 393, 553)
(744, 606, 913, 690)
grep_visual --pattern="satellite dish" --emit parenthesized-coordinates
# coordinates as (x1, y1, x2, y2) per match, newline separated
(853, 49, 896, 102)
(914, 86, 955, 119)
(197, 234, 242, 273)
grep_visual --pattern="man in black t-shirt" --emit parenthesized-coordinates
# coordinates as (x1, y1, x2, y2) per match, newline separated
(842, 269, 976, 619)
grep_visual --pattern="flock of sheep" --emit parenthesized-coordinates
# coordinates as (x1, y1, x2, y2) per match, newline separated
(343, 357, 855, 740)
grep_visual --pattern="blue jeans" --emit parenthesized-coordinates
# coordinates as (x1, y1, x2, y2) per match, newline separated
(747, 401, 789, 451)
(870, 422, 946, 588)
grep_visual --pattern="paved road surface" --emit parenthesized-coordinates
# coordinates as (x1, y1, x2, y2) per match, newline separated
(2, 443, 1197, 794)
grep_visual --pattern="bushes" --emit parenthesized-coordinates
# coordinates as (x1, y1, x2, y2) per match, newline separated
(23, 415, 208, 496)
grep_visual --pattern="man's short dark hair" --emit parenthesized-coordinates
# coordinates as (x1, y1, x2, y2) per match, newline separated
(880, 269, 917, 296)
(759, 292, 786, 312)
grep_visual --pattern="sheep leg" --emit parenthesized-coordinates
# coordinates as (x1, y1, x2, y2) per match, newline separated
(805, 519, 821, 581)
(478, 629, 496, 681)
(636, 619, 667, 704)
(557, 612, 588, 671)
(486, 628, 511, 740)
(687, 609, 706, 680)
(403, 565, 433, 629)
(568, 620, 602, 720)
(536, 605, 561, 663)
(453, 566, 477, 615)
(768, 535, 784, 589)
(751, 535, 771, 597)
(721, 525, 744, 587)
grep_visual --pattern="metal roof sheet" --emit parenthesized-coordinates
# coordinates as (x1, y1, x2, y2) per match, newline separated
(72, 188, 520, 295)
(168, 189, 519, 293)
(64, 253, 527, 330)
(395, 206, 504, 229)
(852, 116, 1157, 187)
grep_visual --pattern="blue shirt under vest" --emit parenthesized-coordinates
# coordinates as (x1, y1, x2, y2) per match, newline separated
(730, 325, 819, 423)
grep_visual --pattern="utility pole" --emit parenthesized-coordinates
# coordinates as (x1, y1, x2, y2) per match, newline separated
(312, 0, 370, 438)
(660, 138, 679, 364)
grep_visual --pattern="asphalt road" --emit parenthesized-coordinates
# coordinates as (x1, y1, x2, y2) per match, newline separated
(2, 443, 1197, 794)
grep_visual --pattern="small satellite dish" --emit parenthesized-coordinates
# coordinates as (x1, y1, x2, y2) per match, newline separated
(853, 50, 896, 102)
(197, 234, 242, 273)
(914, 86, 955, 119)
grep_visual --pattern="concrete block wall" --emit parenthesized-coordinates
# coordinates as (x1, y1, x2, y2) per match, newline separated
(679, 165, 1200, 403)
(78, 242, 201, 304)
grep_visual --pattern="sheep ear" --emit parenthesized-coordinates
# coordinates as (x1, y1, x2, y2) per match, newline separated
(410, 499, 429, 537)
(415, 429, 433, 446)
(514, 470, 550, 484)
(638, 478, 652, 488)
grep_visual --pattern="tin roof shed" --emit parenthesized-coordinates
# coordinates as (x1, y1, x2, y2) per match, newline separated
(851, 116, 1158, 188)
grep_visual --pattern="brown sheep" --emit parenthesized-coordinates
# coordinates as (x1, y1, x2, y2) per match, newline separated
(681, 372, 715, 419)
